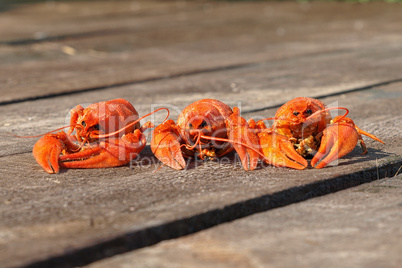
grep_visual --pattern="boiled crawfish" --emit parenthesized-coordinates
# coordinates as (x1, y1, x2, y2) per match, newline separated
(251, 97, 385, 169)
(33, 98, 161, 173)
(151, 99, 260, 170)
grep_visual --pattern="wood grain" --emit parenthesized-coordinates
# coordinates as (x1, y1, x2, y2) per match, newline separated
(0, 1, 401, 267)
(1, 1, 401, 103)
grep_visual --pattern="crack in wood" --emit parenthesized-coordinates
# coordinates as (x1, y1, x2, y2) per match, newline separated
(0, 62, 262, 106)
(0, 29, 134, 46)
(0, 150, 31, 158)
(2, 50, 401, 107)
(21, 156, 402, 268)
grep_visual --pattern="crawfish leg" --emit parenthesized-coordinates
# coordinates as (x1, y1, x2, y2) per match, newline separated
(354, 125, 385, 155)
(59, 147, 116, 169)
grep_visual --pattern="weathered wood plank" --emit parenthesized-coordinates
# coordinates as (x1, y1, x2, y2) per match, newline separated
(1, 1, 401, 267)
(1, 2, 402, 103)
(2, 1, 397, 43)
(0, 0, 196, 41)
(88, 175, 402, 268)
(1, 82, 400, 267)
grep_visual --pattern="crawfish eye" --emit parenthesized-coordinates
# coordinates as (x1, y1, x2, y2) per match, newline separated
(200, 120, 208, 128)
(293, 111, 300, 116)
(93, 124, 100, 131)
(81, 121, 86, 127)
(305, 109, 312, 115)
(189, 123, 193, 128)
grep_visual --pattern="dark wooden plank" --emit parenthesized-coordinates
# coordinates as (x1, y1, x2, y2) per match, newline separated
(1, 1, 399, 43)
(0, 0, 195, 42)
(89, 175, 402, 268)
(1, 2, 402, 103)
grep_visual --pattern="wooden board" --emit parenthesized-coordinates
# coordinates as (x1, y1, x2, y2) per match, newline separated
(1, 1, 402, 104)
(0, 1, 401, 267)
(88, 175, 402, 268)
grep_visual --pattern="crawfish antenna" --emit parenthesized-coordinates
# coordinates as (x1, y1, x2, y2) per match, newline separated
(10, 124, 82, 139)
(259, 117, 276, 122)
(93, 107, 169, 139)
(256, 117, 276, 126)
(305, 107, 349, 124)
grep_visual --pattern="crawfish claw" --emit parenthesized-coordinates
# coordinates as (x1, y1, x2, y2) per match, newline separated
(226, 108, 260, 171)
(151, 120, 186, 170)
(258, 131, 308, 170)
(33, 133, 67, 173)
(311, 122, 359, 169)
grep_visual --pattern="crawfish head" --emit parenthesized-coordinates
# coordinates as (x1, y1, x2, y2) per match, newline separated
(69, 99, 141, 143)
(176, 99, 233, 157)
(274, 97, 330, 139)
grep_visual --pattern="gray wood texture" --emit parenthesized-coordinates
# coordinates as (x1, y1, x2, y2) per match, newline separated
(1, 2, 402, 104)
(0, 1, 401, 267)
(88, 175, 402, 268)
